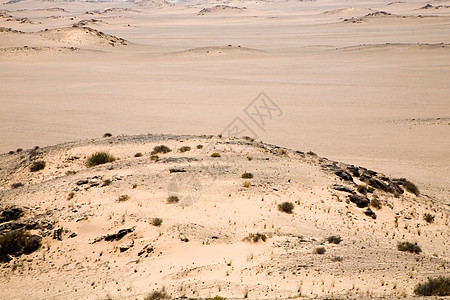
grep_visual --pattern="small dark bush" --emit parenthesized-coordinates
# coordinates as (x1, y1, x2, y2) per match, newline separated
(102, 179, 112, 186)
(30, 160, 46, 172)
(0, 230, 29, 255)
(151, 145, 171, 155)
(196, 144, 203, 149)
(357, 184, 368, 195)
(370, 198, 382, 210)
(278, 202, 294, 214)
(394, 178, 420, 196)
(414, 276, 450, 296)
(16, 148, 23, 153)
(244, 233, 267, 243)
(152, 218, 163, 226)
(103, 133, 112, 137)
(11, 182, 24, 189)
(151, 155, 159, 161)
(241, 172, 253, 179)
(314, 246, 326, 254)
(86, 152, 115, 167)
(211, 153, 221, 158)
(423, 213, 435, 223)
(326, 235, 342, 244)
(134, 152, 143, 157)
(8, 151, 14, 155)
(307, 151, 316, 156)
(179, 146, 191, 153)
(167, 195, 179, 203)
(397, 241, 422, 254)
(331, 256, 343, 262)
(144, 289, 170, 300)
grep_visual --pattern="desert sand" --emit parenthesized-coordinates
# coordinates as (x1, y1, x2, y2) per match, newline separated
(0, 0, 449, 299)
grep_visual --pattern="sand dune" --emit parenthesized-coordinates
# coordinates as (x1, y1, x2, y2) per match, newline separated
(171, 45, 266, 57)
(0, 45, 86, 56)
(322, 7, 376, 15)
(0, 135, 448, 299)
(198, 5, 247, 16)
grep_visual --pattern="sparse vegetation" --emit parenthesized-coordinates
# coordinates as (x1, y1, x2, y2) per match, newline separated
(357, 184, 368, 195)
(314, 246, 326, 254)
(241, 172, 253, 179)
(151, 155, 159, 161)
(331, 256, 343, 262)
(16, 148, 23, 153)
(397, 241, 422, 254)
(243, 233, 267, 243)
(394, 178, 420, 196)
(179, 146, 191, 153)
(86, 152, 115, 167)
(167, 195, 179, 203)
(243, 181, 251, 188)
(211, 153, 221, 158)
(151, 145, 171, 155)
(370, 198, 382, 209)
(103, 179, 112, 186)
(8, 150, 14, 155)
(103, 133, 112, 137)
(11, 182, 24, 189)
(196, 144, 203, 149)
(326, 235, 342, 244)
(0, 230, 41, 262)
(30, 160, 46, 172)
(206, 296, 227, 300)
(414, 276, 450, 296)
(144, 289, 170, 300)
(67, 192, 75, 200)
(278, 201, 294, 214)
(118, 194, 130, 202)
(134, 152, 143, 157)
(307, 151, 316, 156)
(152, 218, 163, 226)
(423, 213, 435, 223)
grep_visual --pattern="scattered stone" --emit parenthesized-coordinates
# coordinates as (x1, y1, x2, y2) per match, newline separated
(179, 234, 189, 242)
(76, 179, 88, 186)
(335, 170, 353, 182)
(348, 194, 370, 208)
(0, 206, 23, 223)
(53, 228, 62, 241)
(138, 244, 154, 256)
(364, 208, 377, 219)
(69, 232, 77, 238)
(330, 184, 354, 193)
(92, 227, 135, 243)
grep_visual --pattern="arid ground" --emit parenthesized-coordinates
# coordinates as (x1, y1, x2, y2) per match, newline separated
(0, 0, 449, 299)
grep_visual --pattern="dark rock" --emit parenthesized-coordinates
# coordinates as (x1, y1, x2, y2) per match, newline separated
(0, 206, 23, 223)
(364, 208, 377, 219)
(119, 245, 130, 252)
(346, 165, 360, 177)
(69, 232, 77, 238)
(179, 234, 189, 242)
(76, 179, 88, 186)
(169, 168, 186, 173)
(348, 194, 369, 208)
(330, 184, 354, 193)
(335, 170, 353, 182)
(90, 182, 100, 187)
(368, 178, 389, 192)
(53, 228, 62, 241)
(388, 181, 404, 195)
(93, 227, 135, 243)
(138, 244, 154, 256)
(23, 235, 42, 254)
(0, 222, 26, 232)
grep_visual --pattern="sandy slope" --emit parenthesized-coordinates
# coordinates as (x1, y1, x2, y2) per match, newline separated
(0, 135, 448, 299)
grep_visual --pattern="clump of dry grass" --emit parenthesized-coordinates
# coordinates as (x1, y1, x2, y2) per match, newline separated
(86, 152, 115, 167)
(30, 160, 46, 172)
(167, 196, 179, 203)
(326, 235, 342, 244)
(414, 276, 450, 296)
(278, 202, 294, 214)
(243, 233, 267, 243)
(151, 145, 171, 155)
(397, 241, 422, 254)
(394, 178, 420, 196)
(314, 246, 326, 254)
(179, 146, 191, 153)
(423, 213, 435, 223)
(241, 172, 253, 179)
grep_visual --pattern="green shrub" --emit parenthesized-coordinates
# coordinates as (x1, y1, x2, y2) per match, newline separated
(152, 218, 163, 226)
(314, 246, 326, 254)
(241, 172, 253, 179)
(211, 153, 221, 158)
(394, 178, 420, 196)
(144, 289, 170, 300)
(423, 213, 435, 223)
(179, 146, 191, 153)
(326, 235, 342, 244)
(30, 160, 46, 172)
(151, 145, 171, 155)
(278, 202, 294, 214)
(242, 181, 251, 188)
(414, 276, 450, 296)
(243, 233, 267, 243)
(357, 184, 368, 195)
(370, 198, 382, 210)
(118, 194, 130, 202)
(397, 241, 422, 254)
(86, 152, 115, 167)
(167, 195, 179, 203)
(134, 152, 143, 157)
